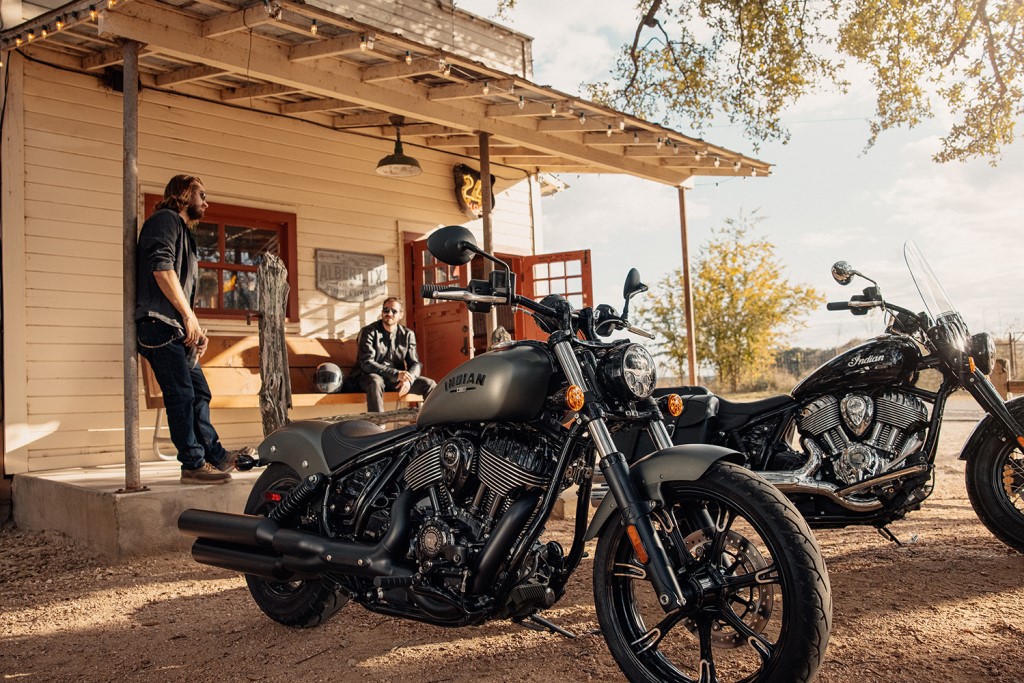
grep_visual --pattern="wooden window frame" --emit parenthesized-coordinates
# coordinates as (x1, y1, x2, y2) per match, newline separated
(143, 195, 299, 321)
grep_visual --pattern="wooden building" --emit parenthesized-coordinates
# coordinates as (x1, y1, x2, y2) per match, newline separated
(0, 0, 767, 483)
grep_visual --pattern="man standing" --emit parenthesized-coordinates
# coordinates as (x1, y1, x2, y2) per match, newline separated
(135, 174, 248, 484)
(350, 297, 435, 412)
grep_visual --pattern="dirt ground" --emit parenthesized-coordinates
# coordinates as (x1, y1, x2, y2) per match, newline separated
(2, 409, 1024, 682)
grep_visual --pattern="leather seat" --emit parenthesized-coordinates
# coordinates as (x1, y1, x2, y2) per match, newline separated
(715, 394, 796, 430)
(323, 421, 417, 469)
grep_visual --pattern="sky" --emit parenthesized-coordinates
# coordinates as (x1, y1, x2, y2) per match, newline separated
(456, 0, 1024, 350)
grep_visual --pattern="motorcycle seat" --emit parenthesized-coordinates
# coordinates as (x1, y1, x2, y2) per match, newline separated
(323, 421, 418, 468)
(715, 395, 796, 429)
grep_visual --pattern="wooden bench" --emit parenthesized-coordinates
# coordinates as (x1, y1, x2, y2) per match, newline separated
(141, 334, 421, 460)
(1008, 380, 1024, 396)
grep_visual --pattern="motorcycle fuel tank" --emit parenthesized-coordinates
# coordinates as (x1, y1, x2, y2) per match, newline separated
(792, 335, 922, 399)
(417, 342, 556, 428)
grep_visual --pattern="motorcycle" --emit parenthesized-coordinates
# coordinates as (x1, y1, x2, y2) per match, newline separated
(178, 225, 831, 683)
(618, 241, 1024, 552)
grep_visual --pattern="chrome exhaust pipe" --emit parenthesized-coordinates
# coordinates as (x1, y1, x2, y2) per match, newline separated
(761, 464, 929, 512)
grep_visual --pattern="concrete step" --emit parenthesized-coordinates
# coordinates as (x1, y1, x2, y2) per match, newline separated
(12, 462, 261, 561)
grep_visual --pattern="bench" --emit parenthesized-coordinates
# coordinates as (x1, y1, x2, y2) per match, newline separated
(141, 334, 422, 460)
(1008, 380, 1024, 396)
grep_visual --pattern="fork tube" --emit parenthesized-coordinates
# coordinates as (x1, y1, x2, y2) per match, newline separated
(550, 337, 685, 611)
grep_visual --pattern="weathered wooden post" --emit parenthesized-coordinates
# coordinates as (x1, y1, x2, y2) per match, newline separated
(257, 254, 290, 436)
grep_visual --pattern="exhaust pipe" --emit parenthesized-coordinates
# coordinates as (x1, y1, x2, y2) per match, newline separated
(178, 492, 415, 579)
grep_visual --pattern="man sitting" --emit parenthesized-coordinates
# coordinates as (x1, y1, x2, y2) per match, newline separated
(348, 297, 436, 412)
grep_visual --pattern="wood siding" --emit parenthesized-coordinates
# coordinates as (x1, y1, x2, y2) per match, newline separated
(3, 60, 538, 473)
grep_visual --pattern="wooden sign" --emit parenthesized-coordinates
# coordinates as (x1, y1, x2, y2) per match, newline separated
(453, 164, 496, 219)
(315, 249, 387, 302)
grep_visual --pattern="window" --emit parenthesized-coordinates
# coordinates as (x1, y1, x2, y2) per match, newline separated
(143, 196, 298, 320)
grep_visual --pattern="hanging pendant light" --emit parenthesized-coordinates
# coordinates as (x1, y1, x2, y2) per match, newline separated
(376, 114, 422, 178)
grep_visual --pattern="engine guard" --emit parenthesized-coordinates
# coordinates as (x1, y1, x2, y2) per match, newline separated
(584, 444, 742, 541)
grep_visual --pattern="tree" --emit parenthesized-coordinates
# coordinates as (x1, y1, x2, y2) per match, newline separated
(636, 213, 823, 391)
(492, 0, 1023, 163)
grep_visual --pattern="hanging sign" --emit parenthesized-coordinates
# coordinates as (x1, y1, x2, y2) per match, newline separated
(453, 164, 497, 219)
(315, 249, 387, 302)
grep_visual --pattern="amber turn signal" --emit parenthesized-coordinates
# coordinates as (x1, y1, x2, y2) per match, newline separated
(1017, 436, 1024, 450)
(565, 385, 585, 411)
(665, 394, 683, 417)
(968, 356, 977, 373)
(626, 525, 649, 564)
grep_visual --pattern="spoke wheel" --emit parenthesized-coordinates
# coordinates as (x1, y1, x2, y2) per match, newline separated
(244, 463, 348, 627)
(965, 413, 1024, 553)
(594, 462, 830, 683)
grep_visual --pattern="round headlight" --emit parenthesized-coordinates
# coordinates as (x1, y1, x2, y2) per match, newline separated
(969, 332, 995, 375)
(600, 343, 657, 400)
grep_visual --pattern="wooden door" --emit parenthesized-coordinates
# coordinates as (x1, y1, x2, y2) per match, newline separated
(514, 250, 593, 341)
(408, 240, 473, 381)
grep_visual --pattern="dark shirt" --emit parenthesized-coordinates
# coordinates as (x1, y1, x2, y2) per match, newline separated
(135, 208, 198, 330)
(351, 320, 423, 382)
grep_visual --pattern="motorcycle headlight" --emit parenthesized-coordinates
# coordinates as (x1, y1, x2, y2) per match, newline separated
(969, 332, 995, 375)
(600, 343, 657, 401)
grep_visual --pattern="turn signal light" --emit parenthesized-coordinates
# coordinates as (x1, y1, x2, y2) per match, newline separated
(565, 385, 585, 411)
(1017, 436, 1024, 450)
(626, 525, 649, 564)
(968, 357, 977, 373)
(665, 393, 683, 417)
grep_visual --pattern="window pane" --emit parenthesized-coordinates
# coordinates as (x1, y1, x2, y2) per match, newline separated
(567, 277, 582, 293)
(550, 261, 565, 278)
(196, 269, 219, 309)
(223, 270, 259, 311)
(195, 223, 220, 262)
(224, 226, 278, 266)
(533, 263, 548, 278)
(566, 260, 581, 276)
(535, 280, 549, 296)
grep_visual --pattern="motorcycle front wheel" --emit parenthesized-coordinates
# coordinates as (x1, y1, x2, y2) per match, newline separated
(964, 402, 1024, 553)
(593, 461, 831, 683)
(243, 463, 348, 627)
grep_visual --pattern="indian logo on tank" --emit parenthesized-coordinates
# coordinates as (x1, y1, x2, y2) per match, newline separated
(444, 372, 487, 393)
(847, 353, 888, 368)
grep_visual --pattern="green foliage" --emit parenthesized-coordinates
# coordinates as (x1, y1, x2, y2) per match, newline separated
(636, 213, 823, 391)
(490, 0, 1023, 163)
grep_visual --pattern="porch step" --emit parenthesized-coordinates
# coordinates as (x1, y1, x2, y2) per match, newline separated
(11, 462, 261, 562)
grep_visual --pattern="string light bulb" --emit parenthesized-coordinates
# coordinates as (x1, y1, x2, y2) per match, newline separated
(26, 30, 35, 41)
(656, 137, 663, 149)
(733, 160, 741, 171)
(518, 95, 525, 110)
(550, 103, 557, 116)
(443, 62, 451, 77)
(15, 35, 23, 47)
(310, 19, 318, 34)
(751, 168, 758, 177)
(107, 0, 116, 8)
(365, 34, 375, 50)
(578, 111, 586, 124)
(56, 17, 64, 30)
(482, 81, 490, 95)
(360, 34, 369, 51)
(89, 6, 97, 20)
(673, 141, 680, 154)
(694, 149, 701, 161)
(714, 156, 721, 168)
(41, 25, 48, 38)
(633, 132, 639, 144)
(405, 51, 412, 65)
(606, 124, 613, 137)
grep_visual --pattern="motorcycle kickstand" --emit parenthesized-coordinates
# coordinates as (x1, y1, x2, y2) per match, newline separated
(876, 525, 904, 547)
(515, 614, 579, 639)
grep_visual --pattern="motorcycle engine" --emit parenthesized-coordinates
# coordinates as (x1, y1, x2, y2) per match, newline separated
(402, 426, 560, 574)
(797, 391, 929, 486)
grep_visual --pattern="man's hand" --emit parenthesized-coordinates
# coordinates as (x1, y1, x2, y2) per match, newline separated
(196, 331, 209, 359)
(398, 379, 412, 397)
(397, 370, 414, 384)
(183, 311, 202, 346)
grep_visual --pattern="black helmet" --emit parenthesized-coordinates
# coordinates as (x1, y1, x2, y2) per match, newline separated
(314, 362, 343, 393)
(533, 294, 568, 334)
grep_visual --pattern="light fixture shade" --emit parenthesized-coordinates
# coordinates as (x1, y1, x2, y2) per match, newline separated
(376, 118, 422, 177)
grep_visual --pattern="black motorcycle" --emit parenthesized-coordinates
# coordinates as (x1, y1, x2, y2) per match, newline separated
(179, 225, 831, 683)
(621, 241, 1024, 552)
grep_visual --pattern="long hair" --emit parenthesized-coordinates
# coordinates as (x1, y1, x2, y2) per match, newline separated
(154, 174, 203, 213)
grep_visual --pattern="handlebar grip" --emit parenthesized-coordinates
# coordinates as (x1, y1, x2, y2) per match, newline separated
(826, 301, 851, 311)
(421, 284, 463, 299)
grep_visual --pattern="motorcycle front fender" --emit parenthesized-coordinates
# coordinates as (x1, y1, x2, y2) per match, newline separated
(959, 395, 1024, 461)
(584, 444, 742, 541)
(257, 420, 332, 475)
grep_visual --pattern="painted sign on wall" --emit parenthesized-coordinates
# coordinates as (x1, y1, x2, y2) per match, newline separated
(453, 163, 497, 219)
(315, 249, 387, 302)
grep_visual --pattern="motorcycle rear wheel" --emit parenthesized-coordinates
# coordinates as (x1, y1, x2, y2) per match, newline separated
(593, 461, 831, 683)
(244, 463, 348, 627)
(964, 409, 1024, 553)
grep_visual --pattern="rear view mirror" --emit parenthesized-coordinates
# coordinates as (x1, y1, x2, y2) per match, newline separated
(623, 268, 647, 300)
(831, 261, 857, 286)
(427, 225, 478, 266)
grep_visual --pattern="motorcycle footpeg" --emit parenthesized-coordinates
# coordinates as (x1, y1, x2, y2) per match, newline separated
(234, 453, 260, 471)
(516, 614, 577, 639)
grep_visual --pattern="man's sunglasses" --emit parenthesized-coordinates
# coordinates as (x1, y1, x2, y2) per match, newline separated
(382, 307, 400, 315)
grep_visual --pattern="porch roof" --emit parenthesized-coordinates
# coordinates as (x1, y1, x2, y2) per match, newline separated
(0, 0, 771, 186)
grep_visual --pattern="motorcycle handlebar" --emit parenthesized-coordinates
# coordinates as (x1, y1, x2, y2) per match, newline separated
(826, 301, 851, 311)
(421, 284, 463, 299)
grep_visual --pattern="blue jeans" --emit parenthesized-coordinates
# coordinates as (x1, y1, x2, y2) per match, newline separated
(137, 317, 229, 470)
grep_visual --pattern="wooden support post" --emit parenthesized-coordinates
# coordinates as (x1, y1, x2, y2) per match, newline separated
(257, 254, 291, 436)
(121, 40, 143, 492)
(678, 187, 698, 386)
(479, 131, 496, 343)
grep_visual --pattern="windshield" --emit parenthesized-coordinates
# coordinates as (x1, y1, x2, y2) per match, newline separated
(904, 240, 970, 349)
(904, 241, 959, 320)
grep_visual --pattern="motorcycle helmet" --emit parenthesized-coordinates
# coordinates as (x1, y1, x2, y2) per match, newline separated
(314, 362, 343, 393)
(533, 294, 568, 334)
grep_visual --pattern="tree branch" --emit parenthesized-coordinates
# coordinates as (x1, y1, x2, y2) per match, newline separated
(624, 0, 664, 93)
(942, 0, 986, 68)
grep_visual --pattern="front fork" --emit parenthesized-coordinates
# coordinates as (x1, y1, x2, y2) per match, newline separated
(551, 339, 685, 612)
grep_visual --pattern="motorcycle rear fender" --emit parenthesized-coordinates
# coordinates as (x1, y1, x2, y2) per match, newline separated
(584, 444, 743, 541)
(958, 396, 1024, 461)
(257, 420, 332, 475)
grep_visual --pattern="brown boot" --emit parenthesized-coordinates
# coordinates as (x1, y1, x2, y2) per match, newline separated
(181, 462, 232, 485)
(215, 446, 257, 472)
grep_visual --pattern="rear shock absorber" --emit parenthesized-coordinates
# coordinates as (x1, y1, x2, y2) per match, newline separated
(268, 473, 326, 524)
